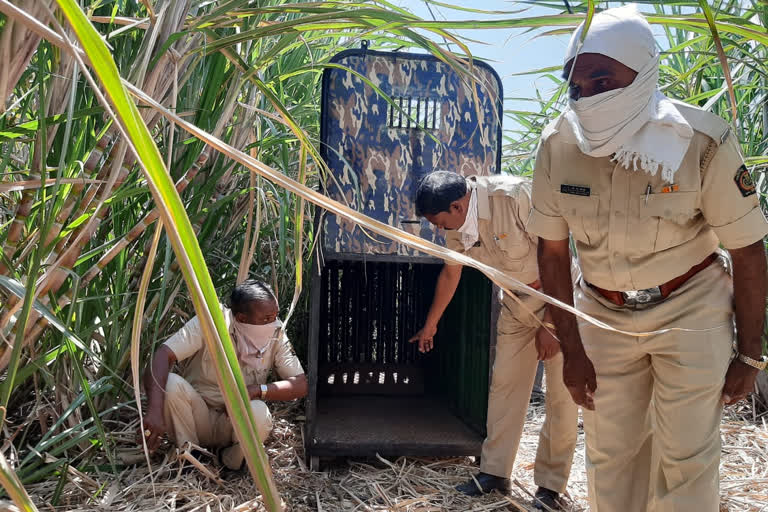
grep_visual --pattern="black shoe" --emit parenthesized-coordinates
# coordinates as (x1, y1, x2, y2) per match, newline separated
(455, 472, 511, 496)
(533, 487, 561, 510)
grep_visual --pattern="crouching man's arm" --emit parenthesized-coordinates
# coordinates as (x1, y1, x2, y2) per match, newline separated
(250, 333, 308, 402)
(141, 316, 203, 451)
(247, 374, 307, 402)
(142, 344, 177, 452)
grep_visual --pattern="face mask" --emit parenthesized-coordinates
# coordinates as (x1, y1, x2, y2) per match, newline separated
(235, 319, 282, 348)
(233, 319, 282, 368)
(457, 188, 478, 250)
(565, 55, 659, 158)
(562, 54, 693, 182)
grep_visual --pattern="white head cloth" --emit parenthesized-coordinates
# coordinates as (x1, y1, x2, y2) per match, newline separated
(562, 5, 693, 183)
(457, 187, 478, 250)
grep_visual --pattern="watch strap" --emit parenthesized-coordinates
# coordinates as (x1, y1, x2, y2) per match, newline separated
(737, 352, 768, 371)
(260, 384, 268, 400)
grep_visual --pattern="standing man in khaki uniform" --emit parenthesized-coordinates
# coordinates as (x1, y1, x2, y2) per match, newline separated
(142, 280, 307, 470)
(528, 6, 768, 512)
(410, 171, 578, 510)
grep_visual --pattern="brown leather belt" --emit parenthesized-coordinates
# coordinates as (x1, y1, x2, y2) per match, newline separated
(588, 253, 718, 307)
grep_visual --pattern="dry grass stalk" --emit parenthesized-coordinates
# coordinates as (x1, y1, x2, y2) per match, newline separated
(0, 3, 75, 278)
(0, 0, 202, 369)
(21, 147, 212, 347)
(0, 1, 54, 114)
(177, 445, 225, 486)
(13, 398, 767, 511)
(22, 66, 246, 346)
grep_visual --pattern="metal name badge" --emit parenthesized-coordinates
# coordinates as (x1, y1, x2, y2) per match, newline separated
(560, 184, 591, 196)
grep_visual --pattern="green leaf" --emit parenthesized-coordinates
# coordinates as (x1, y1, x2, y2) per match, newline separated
(52, 0, 281, 508)
(0, 450, 40, 511)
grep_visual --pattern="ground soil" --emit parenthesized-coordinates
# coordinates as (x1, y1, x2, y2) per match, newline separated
(14, 394, 768, 511)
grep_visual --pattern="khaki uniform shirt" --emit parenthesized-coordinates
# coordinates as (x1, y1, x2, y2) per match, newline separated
(445, 175, 540, 286)
(528, 102, 768, 291)
(164, 306, 304, 408)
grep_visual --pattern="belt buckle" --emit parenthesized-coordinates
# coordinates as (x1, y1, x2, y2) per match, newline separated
(622, 287, 663, 307)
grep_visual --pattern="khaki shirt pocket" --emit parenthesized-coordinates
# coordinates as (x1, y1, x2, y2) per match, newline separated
(638, 192, 699, 251)
(556, 192, 600, 245)
(493, 234, 530, 266)
(498, 293, 546, 333)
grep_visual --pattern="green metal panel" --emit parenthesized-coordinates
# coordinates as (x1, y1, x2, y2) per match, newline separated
(426, 267, 492, 434)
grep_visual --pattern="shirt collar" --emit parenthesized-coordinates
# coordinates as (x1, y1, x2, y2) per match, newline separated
(457, 189, 477, 232)
(467, 177, 491, 220)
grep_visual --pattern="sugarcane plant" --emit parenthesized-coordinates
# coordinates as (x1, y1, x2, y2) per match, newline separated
(0, 0, 766, 510)
(0, 0, 493, 509)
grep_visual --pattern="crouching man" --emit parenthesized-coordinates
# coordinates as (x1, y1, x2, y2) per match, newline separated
(141, 279, 307, 470)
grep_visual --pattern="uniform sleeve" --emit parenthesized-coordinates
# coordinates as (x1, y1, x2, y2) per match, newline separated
(273, 333, 305, 380)
(701, 133, 768, 249)
(442, 229, 465, 266)
(163, 316, 204, 361)
(527, 139, 570, 241)
(515, 181, 538, 245)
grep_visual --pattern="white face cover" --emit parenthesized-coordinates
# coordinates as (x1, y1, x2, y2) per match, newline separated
(565, 55, 660, 158)
(562, 5, 694, 182)
(457, 188, 478, 251)
(233, 319, 282, 368)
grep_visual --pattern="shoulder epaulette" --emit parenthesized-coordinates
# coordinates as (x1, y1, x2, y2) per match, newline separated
(481, 174, 529, 198)
(670, 99, 731, 145)
(540, 115, 564, 142)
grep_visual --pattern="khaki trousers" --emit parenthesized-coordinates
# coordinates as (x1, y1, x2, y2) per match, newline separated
(575, 260, 733, 512)
(481, 297, 578, 493)
(163, 373, 273, 468)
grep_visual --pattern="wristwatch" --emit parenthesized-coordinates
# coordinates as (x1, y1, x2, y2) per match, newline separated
(260, 384, 268, 400)
(736, 352, 768, 371)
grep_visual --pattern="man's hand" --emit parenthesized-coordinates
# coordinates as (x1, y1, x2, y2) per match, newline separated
(562, 347, 596, 410)
(538, 238, 593, 409)
(728, 241, 766, 404)
(140, 409, 166, 453)
(410, 264, 462, 354)
(535, 324, 560, 361)
(409, 323, 437, 353)
(721, 358, 759, 405)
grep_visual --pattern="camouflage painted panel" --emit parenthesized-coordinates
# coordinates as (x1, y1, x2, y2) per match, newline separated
(321, 50, 503, 256)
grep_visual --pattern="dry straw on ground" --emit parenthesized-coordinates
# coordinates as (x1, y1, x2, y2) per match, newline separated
(16, 395, 768, 511)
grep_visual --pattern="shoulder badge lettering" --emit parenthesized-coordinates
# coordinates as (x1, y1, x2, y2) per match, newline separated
(560, 184, 590, 197)
(734, 165, 756, 197)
